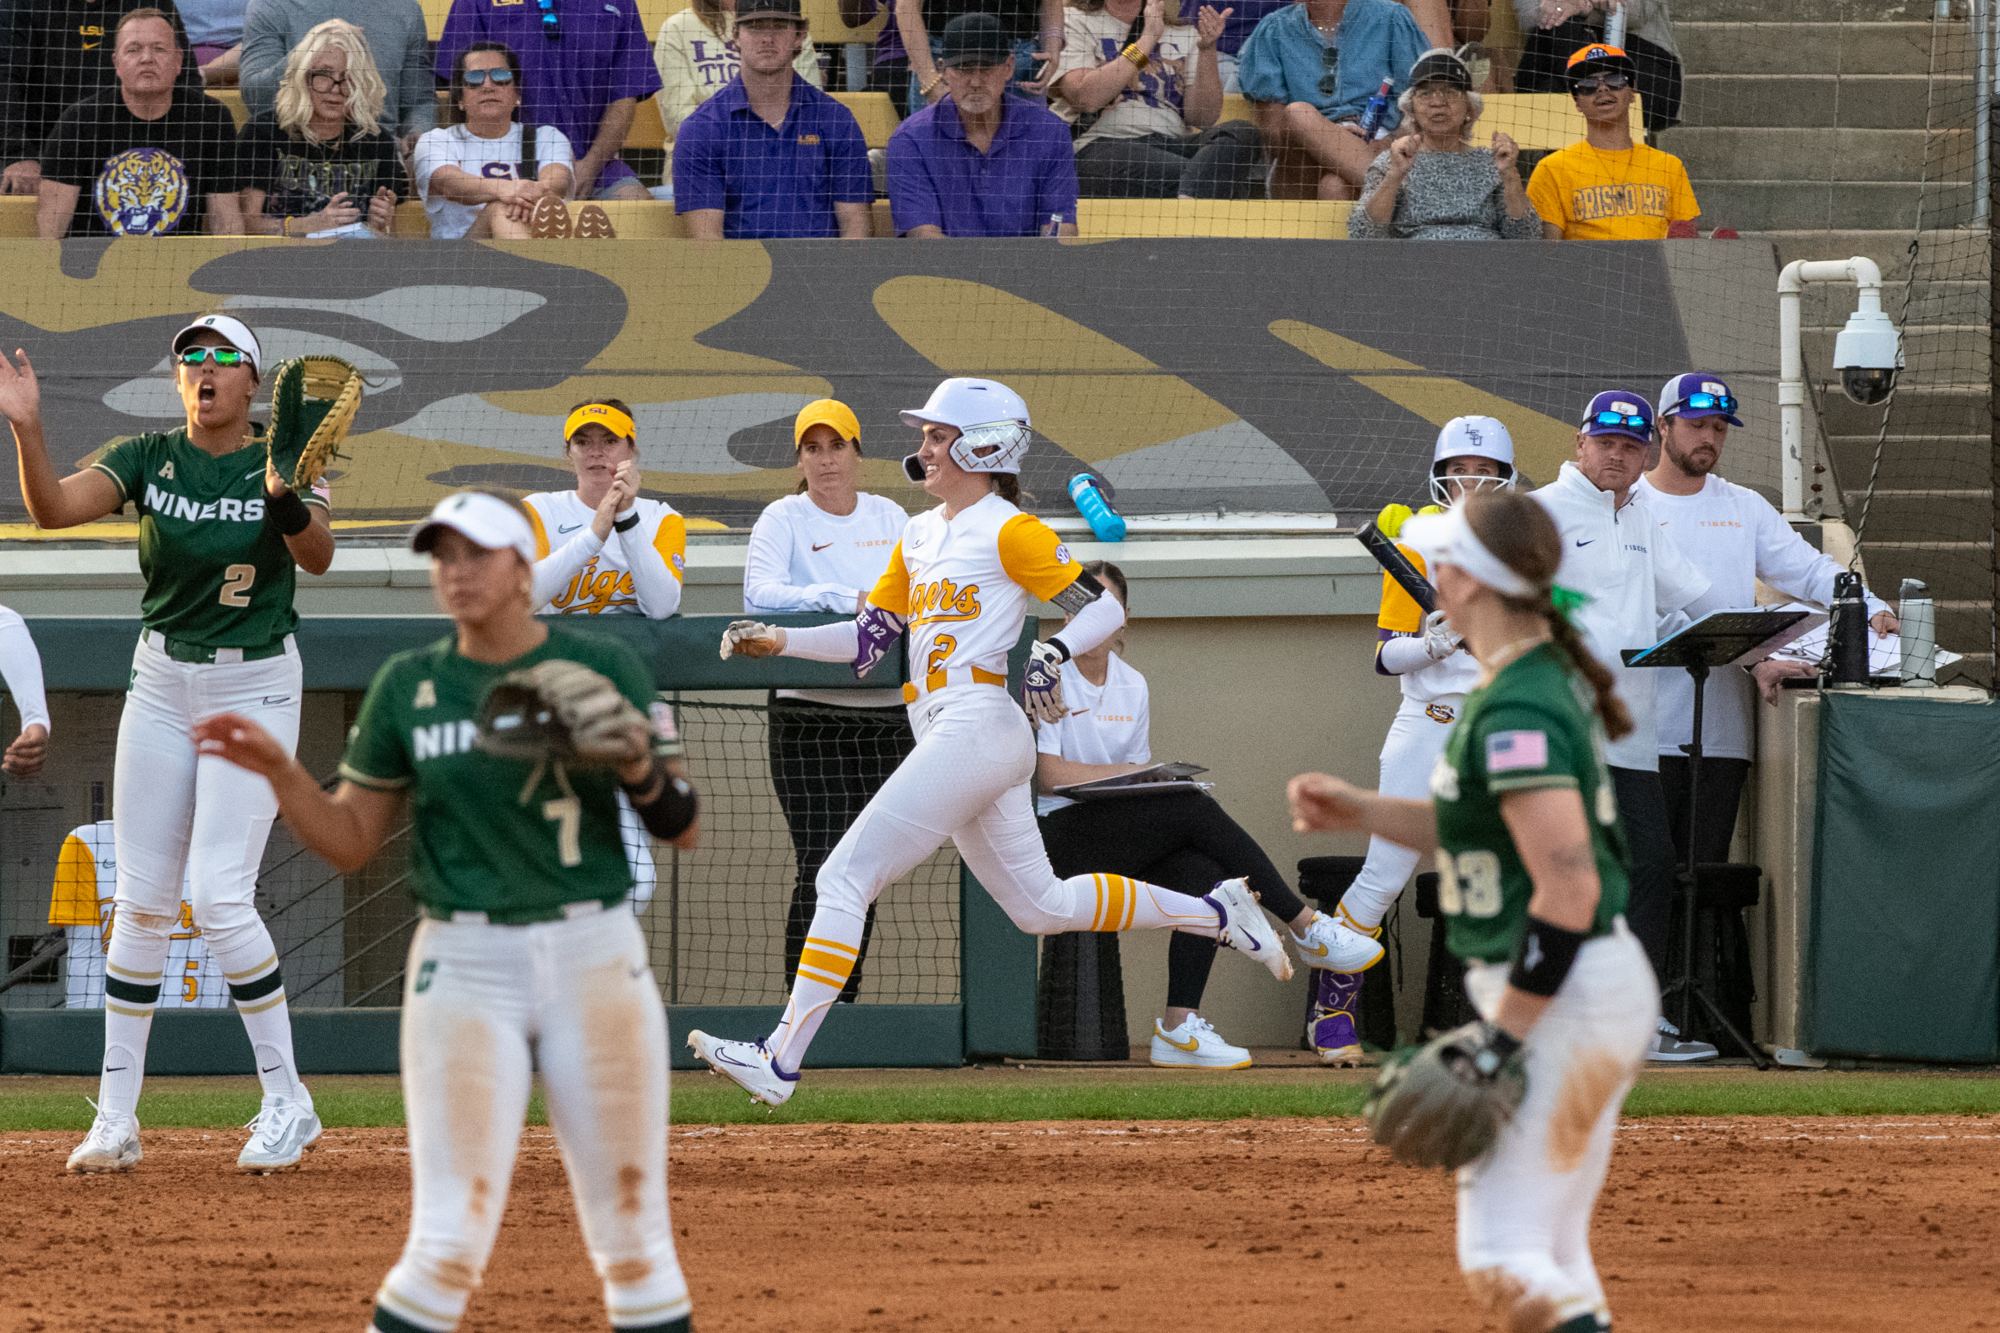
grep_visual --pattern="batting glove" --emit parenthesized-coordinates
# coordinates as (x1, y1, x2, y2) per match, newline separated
(1022, 639, 1068, 726)
(1421, 609, 1462, 661)
(719, 620, 781, 660)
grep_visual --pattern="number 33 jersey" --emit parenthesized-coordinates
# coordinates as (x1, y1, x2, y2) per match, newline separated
(1430, 642, 1630, 964)
(868, 492, 1084, 691)
(92, 426, 329, 649)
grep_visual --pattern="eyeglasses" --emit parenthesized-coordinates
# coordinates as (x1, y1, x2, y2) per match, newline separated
(1573, 73, 1630, 94)
(1588, 410, 1649, 430)
(1673, 392, 1737, 415)
(1318, 44, 1338, 97)
(306, 70, 350, 93)
(461, 67, 516, 86)
(539, 0, 561, 40)
(178, 347, 249, 367)
(1412, 84, 1464, 102)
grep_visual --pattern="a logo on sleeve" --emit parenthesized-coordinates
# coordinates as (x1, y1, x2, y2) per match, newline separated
(1054, 544, 1072, 565)
(158, 461, 175, 479)
(413, 680, 437, 709)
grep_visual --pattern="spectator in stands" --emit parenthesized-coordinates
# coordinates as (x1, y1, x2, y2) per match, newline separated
(1052, 0, 1266, 200)
(180, 0, 245, 82)
(239, 20, 402, 238)
(888, 14, 1079, 236)
(896, 0, 1064, 119)
(1234, 0, 1429, 199)
(673, 0, 873, 239)
(37, 9, 244, 237)
(1211, 0, 1288, 92)
(436, 0, 661, 202)
(414, 43, 591, 240)
(743, 400, 912, 1001)
(652, 0, 824, 143)
(1347, 47, 1536, 239)
(1513, 0, 1681, 131)
(1527, 43, 1696, 238)
(0, 0, 200, 197)
(241, 0, 435, 143)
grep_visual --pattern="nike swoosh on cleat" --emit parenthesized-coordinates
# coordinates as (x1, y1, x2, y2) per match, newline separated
(1163, 1032, 1199, 1052)
(1302, 942, 1328, 957)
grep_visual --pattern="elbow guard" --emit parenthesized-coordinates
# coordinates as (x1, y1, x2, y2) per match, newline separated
(625, 760, 698, 841)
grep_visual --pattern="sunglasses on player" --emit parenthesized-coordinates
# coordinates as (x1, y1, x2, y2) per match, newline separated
(460, 67, 516, 86)
(1573, 73, 1631, 94)
(1588, 410, 1649, 430)
(1670, 392, 1737, 416)
(178, 347, 251, 367)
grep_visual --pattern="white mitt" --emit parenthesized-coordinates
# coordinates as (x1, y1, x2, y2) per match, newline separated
(719, 620, 782, 660)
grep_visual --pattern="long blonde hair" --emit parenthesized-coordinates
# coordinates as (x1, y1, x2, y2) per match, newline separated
(274, 20, 388, 141)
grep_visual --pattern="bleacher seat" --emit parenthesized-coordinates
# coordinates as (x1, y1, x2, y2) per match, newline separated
(211, 88, 249, 130)
(1076, 199, 1351, 240)
(1471, 92, 1644, 151)
(0, 196, 34, 237)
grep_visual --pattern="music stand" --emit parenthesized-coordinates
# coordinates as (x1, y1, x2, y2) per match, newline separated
(1623, 608, 1824, 1069)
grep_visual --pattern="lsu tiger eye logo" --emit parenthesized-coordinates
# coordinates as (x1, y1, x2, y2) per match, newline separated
(94, 147, 190, 236)
(1426, 702, 1457, 724)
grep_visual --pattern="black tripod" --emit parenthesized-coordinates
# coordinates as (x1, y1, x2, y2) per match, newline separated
(1625, 609, 1821, 1070)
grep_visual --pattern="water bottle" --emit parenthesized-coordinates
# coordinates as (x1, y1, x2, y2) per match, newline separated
(1068, 473, 1127, 543)
(1045, 213, 1063, 238)
(1827, 571, 1869, 684)
(1358, 78, 1395, 138)
(1602, 2, 1626, 48)
(1898, 577, 1935, 685)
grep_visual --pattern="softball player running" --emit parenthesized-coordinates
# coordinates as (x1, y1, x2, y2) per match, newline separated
(694, 377, 1295, 1104)
(1290, 490, 1659, 1333)
(522, 400, 690, 908)
(194, 489, 700, 1333)
(1311, 416, 1515, 1064)
(2, 316, 335, 1174)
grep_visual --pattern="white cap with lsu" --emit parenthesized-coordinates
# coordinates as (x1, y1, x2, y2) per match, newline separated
(410, 491, 539, 568)
(171, 314, 264, 377)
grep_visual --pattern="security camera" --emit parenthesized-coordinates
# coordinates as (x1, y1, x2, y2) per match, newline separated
(1832, 306, 1902, 406)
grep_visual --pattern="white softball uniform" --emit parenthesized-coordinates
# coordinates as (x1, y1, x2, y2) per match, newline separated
(0, 604, 50, 733)
(1033, 654, 1150, 816)
(47, 821, 227, 1010)
(523, 491, 687, 619)
(743, 489, 907, 707)
(1457, 920, 1658, 1331)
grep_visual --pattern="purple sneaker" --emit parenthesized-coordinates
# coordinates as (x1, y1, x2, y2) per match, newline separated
(1307, 967, 1368, 1066)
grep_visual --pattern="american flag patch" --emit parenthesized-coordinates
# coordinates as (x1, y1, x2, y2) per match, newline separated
(1486, 730, 1548, 772)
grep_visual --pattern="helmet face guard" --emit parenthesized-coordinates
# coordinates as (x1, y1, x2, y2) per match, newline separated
(902, 419, 1032, 482)
(1428, 466, 1516, 508)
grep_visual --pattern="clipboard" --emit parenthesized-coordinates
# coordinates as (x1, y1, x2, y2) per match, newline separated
(1051, 762, 1212, 801)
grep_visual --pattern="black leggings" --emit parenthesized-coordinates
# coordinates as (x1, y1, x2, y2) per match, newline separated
(768, 697, 917, 1000)
(1039, 790, 1306, 1009)
(1074, 122, 1267, 200)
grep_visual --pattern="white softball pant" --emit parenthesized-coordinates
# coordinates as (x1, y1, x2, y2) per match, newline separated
(375, 905, 690, 1333)
(1456, 920, 1659, 1332)
(113, 633, 300, 955)
(1338, 694, 1461, 931)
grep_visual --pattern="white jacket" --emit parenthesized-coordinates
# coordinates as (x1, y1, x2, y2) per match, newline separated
(1532, 461, 1710, 771)
(1635, 473, 1889, 761)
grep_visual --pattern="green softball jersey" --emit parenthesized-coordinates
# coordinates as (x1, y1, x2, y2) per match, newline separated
(338, 627, 674, 919)
(91, 425, 327, 649)
(1430, 642, 1630, 964)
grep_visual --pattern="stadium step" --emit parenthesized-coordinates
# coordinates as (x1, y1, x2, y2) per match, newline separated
(1677, 73, 1972, 131)
(1673, 21, 1960, 77)
(1695, 181, 1972, 232)
(1838, 489, 1993, 538)
(1671, 0, 1960, 22)
(1658, 127, 1958, 183)
(1849, 540, 1995, 603)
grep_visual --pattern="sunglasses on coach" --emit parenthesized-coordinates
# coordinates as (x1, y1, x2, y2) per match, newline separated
(1673, 392, 1737, 415)
(1588, 410, 1649, 430)
(460, 67, 516, 86)
(1573, 73, 1631, 94)
(178, 347, 250, 367)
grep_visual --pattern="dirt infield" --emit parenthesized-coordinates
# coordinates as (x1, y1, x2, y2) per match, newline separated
(3, 1115, 1994, 1332)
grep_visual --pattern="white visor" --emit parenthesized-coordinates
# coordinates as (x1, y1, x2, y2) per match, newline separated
(1398, 507, 1539, 599)
(171, 314, 263, 377)
(410, 491, 538, 569)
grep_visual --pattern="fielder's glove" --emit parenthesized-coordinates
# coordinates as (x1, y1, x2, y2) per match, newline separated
(1421, 609, 1463, 661)
(719, 620, 782, 660)
(266, 355, 362, 493)
(1022, 639, 1067, 726)
(475, 659, 650, 769)
(1363, 1020, 1526, 1170)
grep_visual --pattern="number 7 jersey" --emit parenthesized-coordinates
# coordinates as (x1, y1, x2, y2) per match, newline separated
(868, 493, 1085, 691)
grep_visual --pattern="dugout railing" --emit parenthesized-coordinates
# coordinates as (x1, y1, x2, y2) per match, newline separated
(0, 614, 1038, 1075)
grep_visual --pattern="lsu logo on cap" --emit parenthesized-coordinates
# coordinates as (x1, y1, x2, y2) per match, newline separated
(1612, 400, 1640, 414)
(1702, 381, 1726, 395)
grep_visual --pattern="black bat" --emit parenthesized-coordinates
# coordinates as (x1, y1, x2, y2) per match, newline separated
(1357, 521, 1437, 616)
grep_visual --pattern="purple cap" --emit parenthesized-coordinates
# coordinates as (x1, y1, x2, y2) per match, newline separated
(1580, 390, 1653, 442)
(1658, 372, 1745, 427)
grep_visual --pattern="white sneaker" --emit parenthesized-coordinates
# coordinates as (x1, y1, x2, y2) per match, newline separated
(1648, 1017, 1719, 1063)
(1207, 878, 1294, 981)
(67, 1106, 142, 1174)
(237, 1091, 323, 1173)
(688, 1030, 797, 1107)
(1150, 1015, 1251, 1070)
(1292, 911, 1385, 973)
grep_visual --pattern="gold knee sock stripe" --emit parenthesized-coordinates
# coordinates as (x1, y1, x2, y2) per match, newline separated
(223, 954, 279, 982)
(236, 989, 288, 1016)
(106, 1001, 158, 1018)
(1092, 874, 1139, 931)
(106, 961, 164, 982)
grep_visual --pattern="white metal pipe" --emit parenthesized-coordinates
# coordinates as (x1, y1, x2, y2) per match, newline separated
(1776, 257, 1884, 520)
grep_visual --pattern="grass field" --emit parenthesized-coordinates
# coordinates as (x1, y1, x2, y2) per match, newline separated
(4, 1062, 1998, 1132)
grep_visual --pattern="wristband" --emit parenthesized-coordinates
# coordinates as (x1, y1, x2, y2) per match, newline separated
(1121, 43, 1149, 70)
(1045, 636, 1073, 663)
(265, 487, 312, 537)
(1506, 913, 1589, 997)
(613, 510, 641, 534)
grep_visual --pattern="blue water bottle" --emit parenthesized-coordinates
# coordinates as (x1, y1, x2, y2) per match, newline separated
(1358, 78, 1394, 138)
(1068, 473, 1127, 543)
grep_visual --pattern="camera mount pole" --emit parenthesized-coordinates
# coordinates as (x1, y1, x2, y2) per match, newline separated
(1777, 256, 1891, 522)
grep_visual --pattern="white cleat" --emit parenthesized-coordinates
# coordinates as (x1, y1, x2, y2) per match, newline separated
(1150, 1015, 1251, 1070)
(237, 1092, 323, 1173)
(1207, 878, 1294, 981)
(688, 1030, 797, 1107)
(67, 1107, 142, 1174)
(1292, 911, 1385, 973)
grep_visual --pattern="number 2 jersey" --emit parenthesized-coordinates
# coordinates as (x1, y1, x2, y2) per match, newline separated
(868, 492, 1084, 694)
(1431, 643, 1629, 964)
(91, 425, 329, 648)
(45, 821, 225, 1009)
(339, 627, 675, 919)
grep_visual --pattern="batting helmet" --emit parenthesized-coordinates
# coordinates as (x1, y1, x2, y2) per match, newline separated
(899, 377, 1033, 482)
(1428, 415, 1517, 507)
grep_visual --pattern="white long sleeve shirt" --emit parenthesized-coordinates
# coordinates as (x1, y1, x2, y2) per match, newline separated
(1635, 473, 1890, 761)
(1033, 654, 1152, 815)
(745, 490, 909, 707)
(1533, 461, 1710, 771)
(522, 491, 687, 620)
(0, 606, 50, 733)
